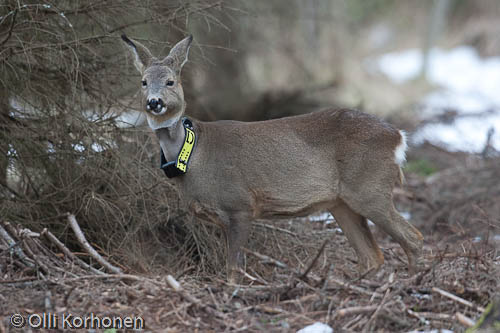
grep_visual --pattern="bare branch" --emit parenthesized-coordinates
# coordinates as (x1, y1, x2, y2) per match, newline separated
(67, 214, 122, 274)
(432, 287, 486, 312)
(42, 228, 104, 275)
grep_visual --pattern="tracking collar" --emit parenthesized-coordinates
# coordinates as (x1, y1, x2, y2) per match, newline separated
(160, 117, 196, 178)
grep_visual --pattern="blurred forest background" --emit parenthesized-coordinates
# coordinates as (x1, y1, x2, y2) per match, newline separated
(1, 0, 499, 274)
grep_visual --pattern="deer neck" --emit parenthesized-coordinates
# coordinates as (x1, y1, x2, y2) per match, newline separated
(154, 117, 186, 163)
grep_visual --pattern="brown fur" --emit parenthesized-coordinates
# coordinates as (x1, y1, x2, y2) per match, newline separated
(123, 35, 424, 282)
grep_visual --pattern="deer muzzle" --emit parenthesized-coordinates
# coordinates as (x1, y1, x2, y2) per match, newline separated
(146, 98, 165, 113)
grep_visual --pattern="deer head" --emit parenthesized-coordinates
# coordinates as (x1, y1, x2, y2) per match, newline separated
(122, 35, 193, 130)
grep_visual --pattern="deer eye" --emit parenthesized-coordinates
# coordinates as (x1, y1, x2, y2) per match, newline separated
(166, 80, 174, 86)
(141, 80, 147, 87)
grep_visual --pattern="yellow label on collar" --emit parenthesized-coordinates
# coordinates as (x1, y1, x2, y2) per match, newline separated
(176, 127, 195, 172)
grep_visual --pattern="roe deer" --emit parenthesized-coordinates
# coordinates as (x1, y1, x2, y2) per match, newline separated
(122, 35, 424, 282)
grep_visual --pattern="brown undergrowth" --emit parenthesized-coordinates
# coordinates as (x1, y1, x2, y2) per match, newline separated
(1, 158, 499, 332)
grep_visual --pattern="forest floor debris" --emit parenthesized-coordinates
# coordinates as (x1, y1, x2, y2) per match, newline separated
(1, 158, 499, 332)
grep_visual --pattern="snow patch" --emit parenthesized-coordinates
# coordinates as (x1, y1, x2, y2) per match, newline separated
(375, 48, 422, 83)
(473, 235, 500, 243)
(297, 322, 333, 333)
(400, 211, 412, 220)
(72, 143, 85, 153)
(309, 212, 335, 224)
(411, 292, 432, 300)
(372, 46, 500, 153)
(412, 112, 500, 152)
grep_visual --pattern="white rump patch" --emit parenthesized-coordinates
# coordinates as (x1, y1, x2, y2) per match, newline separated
(394, 130, 408, 165)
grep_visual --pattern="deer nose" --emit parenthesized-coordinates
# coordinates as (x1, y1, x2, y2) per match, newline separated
(146, 98, 165, 112)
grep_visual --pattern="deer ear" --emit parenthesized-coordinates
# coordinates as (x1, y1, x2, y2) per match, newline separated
(162, 35, 193, 75)
(121, 35, 153, 73)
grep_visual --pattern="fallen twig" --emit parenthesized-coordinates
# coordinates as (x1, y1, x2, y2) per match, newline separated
(299, 239, 328, 281)
(329, 277, 382, 298)
(254, 305, 284, 314)
(432, 287, 485, 312)
(237, 268, 263, 283)
(338, 304, 379, 317)
(414, 312, 452, 320)
(455, 312, 475, 327)
(363, 288, 391, 332)
(407, 309, 452, 321)
(166, 275, 226, 319)
(253, 222, 297, 236)
(21, 238, 50, 275)
(0, 222, 35, 268)
(279, 240, 329, 299)
(42, 228, 104, 275)
(57, 274, 151, 283)
(67, 214, 122, 274)
(242, 247, 288, 269)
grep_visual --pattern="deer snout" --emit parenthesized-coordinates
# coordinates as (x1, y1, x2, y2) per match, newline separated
(146, 98, 165, 113)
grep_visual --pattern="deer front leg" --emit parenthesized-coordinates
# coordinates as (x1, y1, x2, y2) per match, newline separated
(225, 218, 251, 284)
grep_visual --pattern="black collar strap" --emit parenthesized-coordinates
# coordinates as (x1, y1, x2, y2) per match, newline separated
(160, 117, 196, 178)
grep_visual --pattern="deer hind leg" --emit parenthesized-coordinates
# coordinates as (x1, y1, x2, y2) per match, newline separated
(388, 207, 423, 274)
(344, 194, 423, 275)
(225, 219, 251, 284)
(330, 200, 384, 274)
